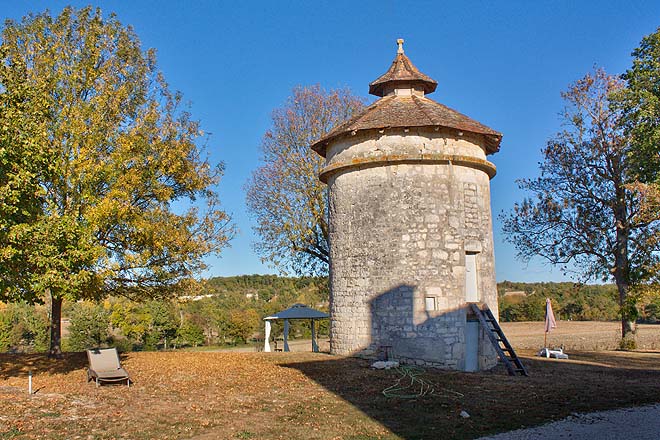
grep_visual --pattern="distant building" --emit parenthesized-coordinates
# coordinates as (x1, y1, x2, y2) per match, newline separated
(312, 40, 502, 371)
(503, 291, 527, 297)
(179, 294, 214, 302)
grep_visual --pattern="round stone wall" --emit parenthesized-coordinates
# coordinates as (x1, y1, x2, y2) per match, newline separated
(324, 128, 499, 370)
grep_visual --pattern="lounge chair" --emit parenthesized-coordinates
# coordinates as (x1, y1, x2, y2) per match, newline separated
(86, 348, 131, 387)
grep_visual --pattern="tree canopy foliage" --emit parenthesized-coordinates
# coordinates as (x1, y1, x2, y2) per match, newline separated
(617, 26, 660, 183)
(246, 85, 365, 275)
(613, 27, 660, 291)
(0, 6, 233, 355)
(501, 69, 660, 341)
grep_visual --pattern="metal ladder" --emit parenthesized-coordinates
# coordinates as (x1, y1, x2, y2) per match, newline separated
(470, 303, 528, 376)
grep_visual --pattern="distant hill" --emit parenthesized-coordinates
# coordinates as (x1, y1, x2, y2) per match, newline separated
(497, 281, 620, 322)
(202, 277, 630, 322)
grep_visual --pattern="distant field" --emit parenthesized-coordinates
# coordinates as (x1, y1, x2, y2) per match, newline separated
(501, 321, 660, 351)
(1, 321, 660, 439)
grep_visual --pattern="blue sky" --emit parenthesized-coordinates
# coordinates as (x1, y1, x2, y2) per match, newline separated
(3, 1, 660, 282)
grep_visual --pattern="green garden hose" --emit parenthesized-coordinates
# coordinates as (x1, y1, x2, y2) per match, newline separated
(382, 365, 435, 399)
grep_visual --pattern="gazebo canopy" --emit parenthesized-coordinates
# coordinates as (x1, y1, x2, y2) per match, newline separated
(264, 303, 329, 321)
(262, 304, 329, 353)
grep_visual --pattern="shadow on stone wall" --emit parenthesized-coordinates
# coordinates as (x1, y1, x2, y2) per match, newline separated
(366, 283, 474, 368)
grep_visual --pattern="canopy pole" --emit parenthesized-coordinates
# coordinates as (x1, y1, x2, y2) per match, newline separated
(264, 320, 271, 352)
(311, 319, 318, 353)
(283, 319, 290, 352)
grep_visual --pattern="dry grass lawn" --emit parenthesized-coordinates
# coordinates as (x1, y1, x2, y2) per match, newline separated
(1, 321, 660, 440)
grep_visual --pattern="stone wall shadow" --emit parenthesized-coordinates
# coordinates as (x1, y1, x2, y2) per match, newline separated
(365, 283, 477, 368)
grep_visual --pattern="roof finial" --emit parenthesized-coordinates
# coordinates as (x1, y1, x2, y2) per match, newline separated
(397, 38, 405, 54)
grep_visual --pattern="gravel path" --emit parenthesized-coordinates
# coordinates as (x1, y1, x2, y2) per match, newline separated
(477, 404, 660, 440)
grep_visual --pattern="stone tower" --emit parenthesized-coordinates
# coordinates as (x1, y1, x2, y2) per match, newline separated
(310, 40, 503, 371)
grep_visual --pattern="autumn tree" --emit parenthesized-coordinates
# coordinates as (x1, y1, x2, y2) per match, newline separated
(616, 26, 660, 183)
(613, 27, 660, 296)
(176, 321, 205, 347)
(109, 299, 179, 350)
(501, 69, 660, 343)
(0, 7, 233, 356)
(246, 85, 365, 275)
(226, 308, 260, 344)
(0, 45, 50, 304)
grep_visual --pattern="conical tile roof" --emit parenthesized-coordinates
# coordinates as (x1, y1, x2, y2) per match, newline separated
(311, 94, 502, 156)
(369, 39, 437, 97)
(311, 40, 502, 157)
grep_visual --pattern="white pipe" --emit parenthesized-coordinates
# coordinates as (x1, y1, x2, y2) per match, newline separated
(28, 370, 32, 395)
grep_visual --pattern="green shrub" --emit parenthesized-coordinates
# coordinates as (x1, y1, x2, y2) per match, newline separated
(111, 337, 134, 353)
(618, 334, 637, 351)
(0, 303, 48, 352)
(66, 301, 111, 351)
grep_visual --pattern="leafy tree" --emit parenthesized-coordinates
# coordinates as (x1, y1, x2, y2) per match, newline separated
(501, 69, 660, 342)
(615, 27, 660, 290)
(66, 301, 111, 351)
(0, 6, 233, 356)
(0, 303, 48, 352)
(246, 85, 365, 275)
(110, 298, 178, 350)
(616, 27, 660, 183)
(226, 309, 259, 344)
(143, 300, 179, 350)
(176, 321, 205, 347)
(499, 294, 545, 322)
(0, 45, 50, 303)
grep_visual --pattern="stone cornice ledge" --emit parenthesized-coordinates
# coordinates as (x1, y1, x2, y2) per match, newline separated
(319, 153, 497, 183)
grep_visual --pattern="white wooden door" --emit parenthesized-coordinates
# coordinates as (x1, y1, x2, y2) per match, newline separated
(465, 253, 478, 303)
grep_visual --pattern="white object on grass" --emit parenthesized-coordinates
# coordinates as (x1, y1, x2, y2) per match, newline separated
(371, 361, 400, 369)
(538, 347, 569, 359)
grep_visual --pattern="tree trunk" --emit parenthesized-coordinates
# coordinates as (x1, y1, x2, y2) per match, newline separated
(615, 277, 635, 338)
(49, 294, 63, 358)
(613, 168, 635, 341)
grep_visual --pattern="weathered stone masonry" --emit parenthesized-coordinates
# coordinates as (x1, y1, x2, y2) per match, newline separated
(311, 40, 503, 371)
